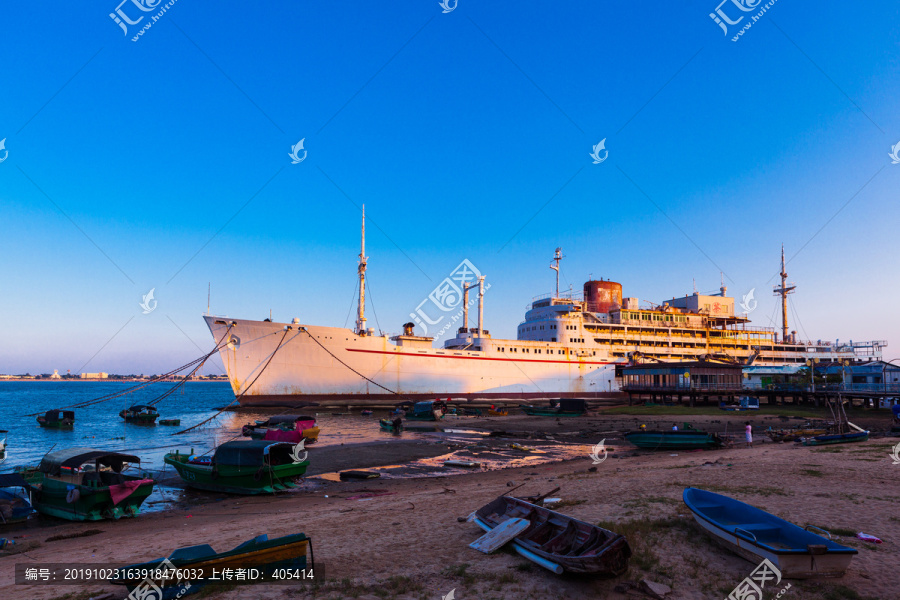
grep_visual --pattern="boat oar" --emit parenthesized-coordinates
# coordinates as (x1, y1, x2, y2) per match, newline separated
(529, 487, 561, 505)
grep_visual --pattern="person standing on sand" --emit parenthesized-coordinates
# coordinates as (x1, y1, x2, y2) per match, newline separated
(745, 421, 753, 448)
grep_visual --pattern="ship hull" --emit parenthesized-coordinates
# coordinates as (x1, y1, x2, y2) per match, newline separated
(204, 316, 621, 407)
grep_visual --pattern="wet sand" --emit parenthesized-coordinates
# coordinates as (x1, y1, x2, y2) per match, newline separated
(2, 411, 897, 600)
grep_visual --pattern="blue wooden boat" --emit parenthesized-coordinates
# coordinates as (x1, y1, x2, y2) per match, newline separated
(624, 429, 723, 450)
(402, 400, 446, 421)
(683, 487, 857, 578)
(0, 473, 35, 525)
(801, 431, 868, 446)
(379, 418, 403, 433)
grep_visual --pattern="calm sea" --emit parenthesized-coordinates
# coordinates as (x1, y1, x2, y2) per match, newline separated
(0, 382, 406, 475)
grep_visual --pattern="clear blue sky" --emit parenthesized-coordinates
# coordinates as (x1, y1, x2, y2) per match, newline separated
(1, 1, 898, 374)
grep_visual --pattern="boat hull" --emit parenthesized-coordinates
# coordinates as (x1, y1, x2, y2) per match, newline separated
(115, 533, 310, 599)
(204, 317, 621, 407)
(24, 475, 153, 521)
(683, 487, 856, 578)
(802, 432, 869, 446)
(624, 430, 723, 450)
(520, 407, 585, 417)
(473, 495, 631, 575)
(164, 454, 309, 495)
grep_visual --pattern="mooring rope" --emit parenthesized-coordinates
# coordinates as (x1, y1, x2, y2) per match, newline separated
(26, 325, 235, 416)
(299, 327, 400, 396)
(173, 327, 291, 435)
(146, 326, 234, 407)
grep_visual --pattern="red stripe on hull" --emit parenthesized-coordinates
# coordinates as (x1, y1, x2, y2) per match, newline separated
(344, 347, 617, 366)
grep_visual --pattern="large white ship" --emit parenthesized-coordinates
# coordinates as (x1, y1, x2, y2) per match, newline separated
(205, 213, 885, 407)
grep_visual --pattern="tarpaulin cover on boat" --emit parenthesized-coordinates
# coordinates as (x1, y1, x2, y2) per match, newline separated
(266, 415, 314, 426)
(558, 399, 587, 412)
(212, 440, 293, 466)
(0, 473, 30, 488)
(39, 447, 141, 475)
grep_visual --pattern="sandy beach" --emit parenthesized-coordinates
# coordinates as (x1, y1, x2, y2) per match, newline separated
(2, 410, 896, 600)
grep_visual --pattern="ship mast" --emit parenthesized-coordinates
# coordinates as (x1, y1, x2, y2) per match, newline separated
(356, 206, 368, 335)
(773, 245, 795, 343)
(550, 247, 562, 298)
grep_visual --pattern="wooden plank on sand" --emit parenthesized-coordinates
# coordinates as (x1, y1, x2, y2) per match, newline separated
(468, 517, 529, 554)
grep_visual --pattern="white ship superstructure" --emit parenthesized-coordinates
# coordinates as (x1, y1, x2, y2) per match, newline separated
(204, 217, 884, 406)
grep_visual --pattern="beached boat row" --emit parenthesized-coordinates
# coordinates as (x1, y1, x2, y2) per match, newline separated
(469, 487, 858, 579)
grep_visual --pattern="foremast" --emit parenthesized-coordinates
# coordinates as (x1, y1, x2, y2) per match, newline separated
(356, 206, 368, 336)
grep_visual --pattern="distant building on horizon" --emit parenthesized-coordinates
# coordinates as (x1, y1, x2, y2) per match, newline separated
(79, 372, 108, 379)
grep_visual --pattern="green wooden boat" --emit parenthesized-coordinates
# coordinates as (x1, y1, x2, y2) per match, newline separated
(36, 409, 74, 429)
(379, 418, 403, 432)
(520, 399, 587, 417)
(17, 448, 154, 521)
(112, 532, 312, 599)
(164, 440, 310, 495)
(624, 429, 724, 450)
(120, 404, 159, 424)
(158, 418, 181, 426)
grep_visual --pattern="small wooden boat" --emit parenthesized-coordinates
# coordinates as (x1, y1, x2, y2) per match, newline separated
(112, 532, 312, 599)
(766, 427, 827, 443)
(0, 473, 35, 525)
(445, 460, 480, 468)
(473, 494, 631, 575)
(683, 487, 857, 578)
(158, 418, 181, 426)
(801, 431, 869, 446)
(120, 404, 159, 424)
(17, 448, 154, 521)
(242, 415, 320, 444)
(379, 418, 403, 432)
(164, 440, 310, 495)
(402, 400, 446, 421)
(487, 408, 508, 417)
(360, 410, 373, 416)
(339, 470, 380, 480)
(36, 409, 74, 429)
(624, 428, 724, 450)
(520, 399, 587, 417)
